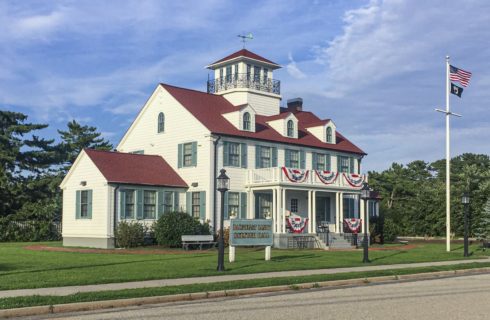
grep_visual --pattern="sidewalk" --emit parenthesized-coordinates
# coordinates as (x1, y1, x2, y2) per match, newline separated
(1, 258, 488, 299)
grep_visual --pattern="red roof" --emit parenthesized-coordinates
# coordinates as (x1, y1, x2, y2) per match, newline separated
(161, 84, 366, 155)
(84, 149, 188, 188)
(208, 49, 280, 67)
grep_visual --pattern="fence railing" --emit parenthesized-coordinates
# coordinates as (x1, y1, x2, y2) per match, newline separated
(207, 73, 280, 95)
(0, 219, 62, 241)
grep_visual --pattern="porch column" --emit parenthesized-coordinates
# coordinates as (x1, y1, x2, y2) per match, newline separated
(282, 188, 286, 233)
(272, 188, 277, 233)
(339, 192, 344, 233)
(360, 195, 366, 233)
(307, 190, 312, 233)
(312, 190, 317, 233)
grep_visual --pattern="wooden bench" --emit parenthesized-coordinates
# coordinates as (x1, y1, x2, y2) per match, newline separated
(181, 235, 216, 250)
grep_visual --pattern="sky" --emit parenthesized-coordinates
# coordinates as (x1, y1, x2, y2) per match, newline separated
(1, 0, 489, 172)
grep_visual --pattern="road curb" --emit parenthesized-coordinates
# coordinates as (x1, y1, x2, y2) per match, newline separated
(1, 267, 489, 318)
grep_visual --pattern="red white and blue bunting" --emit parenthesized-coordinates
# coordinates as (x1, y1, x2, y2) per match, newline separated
(287, 214, 308, 233)
(344, 218, 362, 234)
(282, 167, 309, 183)
(342, 173, 365, 188)
(315, 170, 338, 185)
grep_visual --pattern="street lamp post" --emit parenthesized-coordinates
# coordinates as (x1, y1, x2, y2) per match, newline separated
(462, 192, 470, 257)
(360, 182, 371, 263)
(216, 169, 230, 272)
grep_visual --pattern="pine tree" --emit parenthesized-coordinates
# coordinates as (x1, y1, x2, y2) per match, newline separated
(57, 120, 113, 171)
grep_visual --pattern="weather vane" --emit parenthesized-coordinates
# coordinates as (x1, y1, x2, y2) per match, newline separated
(237, 33, 253, 48)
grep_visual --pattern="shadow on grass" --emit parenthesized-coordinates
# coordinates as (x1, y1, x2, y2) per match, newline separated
(369, 250, 408, 263)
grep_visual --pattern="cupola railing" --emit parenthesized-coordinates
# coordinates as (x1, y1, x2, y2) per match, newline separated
(207, 73, 280, 95)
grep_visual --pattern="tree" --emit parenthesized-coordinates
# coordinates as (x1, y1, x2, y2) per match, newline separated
(0, 111, 56, 216)
(57, 120, 113, 171)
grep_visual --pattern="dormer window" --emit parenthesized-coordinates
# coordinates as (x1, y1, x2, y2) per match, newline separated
(326, 127, 332, 143)
(243, 112, 251, 131)
(158, 112, 165, 133)
(287, 120, 294, 137)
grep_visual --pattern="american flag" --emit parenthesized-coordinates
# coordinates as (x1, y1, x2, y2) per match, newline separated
(450, 65, 472, 87)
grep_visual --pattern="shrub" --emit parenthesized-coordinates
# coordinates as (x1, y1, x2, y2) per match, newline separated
(115, 221, 145, 248)
(153, 211, 211, 247)
(0, 217, 61, 242)
(383, 218, 399, 243)
(217, 227, 230, 247)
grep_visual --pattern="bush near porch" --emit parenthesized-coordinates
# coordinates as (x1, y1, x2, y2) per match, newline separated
(153, 211, 211, 247)
(0, 241, 488, 291)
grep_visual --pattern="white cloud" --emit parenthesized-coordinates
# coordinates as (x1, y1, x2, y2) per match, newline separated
(286, 52, 306, 79)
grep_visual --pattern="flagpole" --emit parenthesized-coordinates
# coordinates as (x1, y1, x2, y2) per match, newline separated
(445, 55, 451, 252)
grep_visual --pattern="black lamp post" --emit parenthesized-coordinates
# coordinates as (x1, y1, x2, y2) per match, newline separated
(216, 169, 230, 272)
(462, 192, 470, 257)
(360, 182, 371, 263)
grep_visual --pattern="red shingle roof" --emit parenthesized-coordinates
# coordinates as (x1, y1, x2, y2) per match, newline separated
(208, 49, 280, 67)
(161, 84, 366, 155)
(84, 149, 188, 188)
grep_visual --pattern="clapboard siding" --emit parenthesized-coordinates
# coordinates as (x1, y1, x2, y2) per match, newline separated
(62, 151, 110, 238)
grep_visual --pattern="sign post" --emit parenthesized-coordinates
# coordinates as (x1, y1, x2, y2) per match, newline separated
(229, 219, 273, 262)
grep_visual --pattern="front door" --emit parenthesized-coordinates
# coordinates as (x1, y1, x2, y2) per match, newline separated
(255, 193, 272, 219)
(316, 197, 331, 226)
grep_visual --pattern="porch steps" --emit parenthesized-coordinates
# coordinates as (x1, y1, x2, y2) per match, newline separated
(328, 233, 355, 249)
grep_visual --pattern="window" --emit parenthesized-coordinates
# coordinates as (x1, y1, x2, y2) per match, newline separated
(125, 190, 135, 219)
(234, 64, 239, 81)
(192, 192, 200, 218)
(164, 191, 173, 213)
(143, 190, 156, 219)
(246, 64, 251, 81)
(289, 150, 299, 168)
(260, 146, 271, 168)
(290, 199, 298, 213)
(287, 120, 294, 137)
(243, 112, 251, 131)
(226, 65, 232, 82)
(183, 143, 193, 167)
(219, 68, 224, 85)
(343, 197, 356, 219)
(326, 127, 332, 143)
(368, 200, 377, 218)
(80, 190, 89, 218)
(228, 192, 239, 218)
(254, 66, 261, 89)
(316, 154, 325, 170)
(228, 142, 240, 167)
(339, 156, 350, 173)
(158, 112, 165, 133)
(259, 194, 271, 219)
(263, 68, 268, 84)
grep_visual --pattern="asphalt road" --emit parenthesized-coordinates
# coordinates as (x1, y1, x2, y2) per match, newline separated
(25, 273, 490, 320)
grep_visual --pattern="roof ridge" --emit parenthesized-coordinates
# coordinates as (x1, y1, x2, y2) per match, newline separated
(84, 148, 161, 158)
(160, 83, 216, 96)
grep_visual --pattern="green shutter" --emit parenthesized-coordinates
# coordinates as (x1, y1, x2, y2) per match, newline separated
(240, 192, 247, 219)
(241, 143, 247, 168)
(75, 190, 81, 219)
(136, 189, 144, 219)
(326, 154, 331, 171)
(350, 157, 355, 174)
(224, 192, 229, 220)
(178, 144, 183, 168)
(119, 191, 126, 219)
(255, 145, 261, 168)
(186, 192, 192, 215)
(157, 190, 164, 218)
(300, 150, 305, 169)
(312, 153, 318, 170)
(337, 156, 341, 173)
(285, 149, 291, 168)
(173, 192, 180, 211)
(87, 190, 93, 219)
(191, 142, 198, 166)
(223, 141, 229, 166)
(272, 147, 278, 167)
(199, 191, 206, 220)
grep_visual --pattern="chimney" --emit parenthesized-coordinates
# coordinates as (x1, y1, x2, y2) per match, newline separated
(287, 98, 303, 112)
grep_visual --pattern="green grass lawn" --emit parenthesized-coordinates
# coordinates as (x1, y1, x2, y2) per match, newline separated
(0, 242, 487, 290)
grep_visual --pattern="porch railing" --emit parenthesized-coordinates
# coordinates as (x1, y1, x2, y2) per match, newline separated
(246, 167, 367, 189)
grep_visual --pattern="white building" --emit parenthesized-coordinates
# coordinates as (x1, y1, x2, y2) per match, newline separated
(61, 49, 377, 249)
